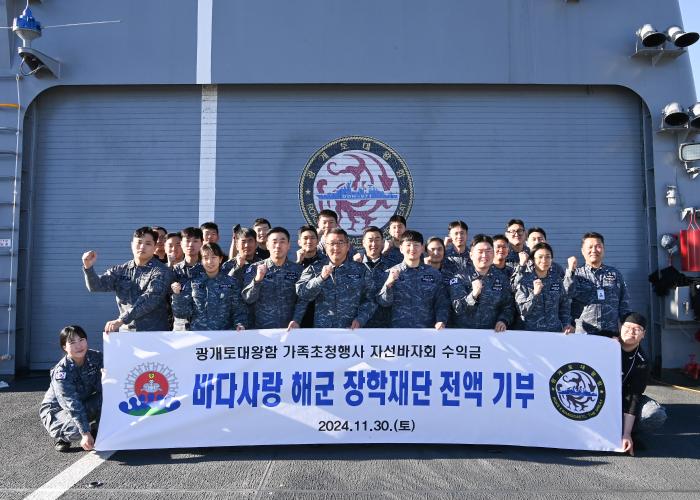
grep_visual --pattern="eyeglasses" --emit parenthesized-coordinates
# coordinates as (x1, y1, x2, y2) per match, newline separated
(326, 241, 348, 247)
(506, 229, 524, 235)
(622, 324, 645, 334)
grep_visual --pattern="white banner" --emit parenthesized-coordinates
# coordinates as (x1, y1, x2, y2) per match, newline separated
(96, 329, 622, 452)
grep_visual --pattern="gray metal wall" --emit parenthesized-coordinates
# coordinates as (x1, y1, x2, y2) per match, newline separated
(25, 86, 201, 366)
(22, 84, 647, 369)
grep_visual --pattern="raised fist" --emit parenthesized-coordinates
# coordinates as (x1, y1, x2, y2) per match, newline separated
(519, 251, 529, 266)
(533, 279, 543, 295)
(171, 282, 182, 295)
(568, 256, 578, 271)
(321, 264, 334, 280)
(255, 264, 268, 282)
(385, 268, 401, 287)
(82, 250, 97, 269)
(471, 279, 483, 298)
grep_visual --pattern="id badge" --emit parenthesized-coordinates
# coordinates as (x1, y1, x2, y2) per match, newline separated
(597, 289, 605, 300)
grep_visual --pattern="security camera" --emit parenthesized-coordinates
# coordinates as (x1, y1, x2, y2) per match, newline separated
(18, 46, 60, 77)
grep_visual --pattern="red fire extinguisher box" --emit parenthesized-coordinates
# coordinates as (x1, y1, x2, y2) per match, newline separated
(680, 212, 700, 272)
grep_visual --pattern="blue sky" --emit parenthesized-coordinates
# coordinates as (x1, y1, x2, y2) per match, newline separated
(680, 0, 700, 97)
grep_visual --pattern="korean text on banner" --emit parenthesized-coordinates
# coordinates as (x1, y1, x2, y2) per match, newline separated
(96, 329, 621, 452)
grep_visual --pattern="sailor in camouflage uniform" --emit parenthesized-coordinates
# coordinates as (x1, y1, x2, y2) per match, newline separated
(510, 227, 565, 288)
(448, 234, 515, 331)
(39, 326, 102, 452)
(380, 215, 407, 268)
(515, 242, 574, 332)
(492, 234, 515, 283)
(222, 227, 263, 283)
(297, 228, 377, 328)
(565, 232, 631, 337)
(504, 219, 528, 269)
(357, 226, 392, 328)
(377, 230, 449, 329)
(242, 227, 308, 330)
(171, 227, 206, 331)
(171, 243, 247, 331)
(442, 220, 471, 277)
(82, 226, 172, 332)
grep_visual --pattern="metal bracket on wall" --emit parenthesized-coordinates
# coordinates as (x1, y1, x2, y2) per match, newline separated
(632, 44, 686, 66)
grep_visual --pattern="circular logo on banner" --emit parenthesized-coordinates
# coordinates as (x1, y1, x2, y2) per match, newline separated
(549, 363, 605, 421)
(118, 363, 181, 417)
(299, 136, 414, 242)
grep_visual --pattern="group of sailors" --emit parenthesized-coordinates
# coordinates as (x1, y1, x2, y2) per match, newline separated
(79, 212, 630, 336)
(39, 209, 667, 454)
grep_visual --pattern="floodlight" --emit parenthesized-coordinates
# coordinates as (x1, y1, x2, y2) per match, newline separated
(662, 102, 689, 127)
(636, 24, 666, 48)
(666, 26, 699, 48)
(688, 103, 700, 129)
(679, 142, 700, 162)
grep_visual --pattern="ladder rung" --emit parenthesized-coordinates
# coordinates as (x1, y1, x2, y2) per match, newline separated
(0, 176, 16, 181)
(0, 127, 18, 133)
(0, 151, 17, 157)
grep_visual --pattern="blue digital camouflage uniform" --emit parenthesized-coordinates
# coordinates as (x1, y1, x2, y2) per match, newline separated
(515, 269, 572, 332)
(39, 350, 103, 442)
(296, 258, 377, 328)
(83, 258, 172, 331)
(511, 260, 565, 288)
(505, 245, 529, 269)
(442, 246, 472, 277)
(448, 265, 515, 329)
(377, 262, 450, 328)
(299, 252, 329, 328)
(361, 255, 392, 328)
(494, 264, 515, 283)
(565, 264, 631, 336)
(171, 260, 206, 331)
(241, 258, 309, 328)
(222, 256, 263, 286)
(172, 271, 247, 330)
(381, 243, 404, 268)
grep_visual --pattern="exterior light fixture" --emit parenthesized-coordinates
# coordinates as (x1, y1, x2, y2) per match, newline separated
(679, 142, 700, 162)
(679, 142, 700, 179)
(666, 26, 699, 48)
(687, 103, 700, 129)
(662, 102, 689, 128)
(665, 185, 678, 207)
(12, 6, 40, 47)
(637, 24, 667, 48)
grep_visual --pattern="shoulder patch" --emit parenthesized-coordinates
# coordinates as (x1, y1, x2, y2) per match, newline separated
(449, 277, 459, 285)
(54, 370, 66, 380)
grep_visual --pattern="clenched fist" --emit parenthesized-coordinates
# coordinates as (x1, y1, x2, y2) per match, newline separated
(533, 279, 543, 295)
(519, 251, 529, 266)
(321, 264, 334, 280)
(385, 268, 401, 288)
(568, 256, 577, 272)
(171, 282, 182, 295)
(471, 279, 483, 298)
(255, 264, 268, 283)
(82, 251, 97, 269)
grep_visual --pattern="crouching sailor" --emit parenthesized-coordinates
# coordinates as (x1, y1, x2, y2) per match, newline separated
(39, 325, 102, 452)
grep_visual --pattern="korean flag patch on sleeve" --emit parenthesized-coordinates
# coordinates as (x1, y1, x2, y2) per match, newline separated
(54, 370, 66, 380)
